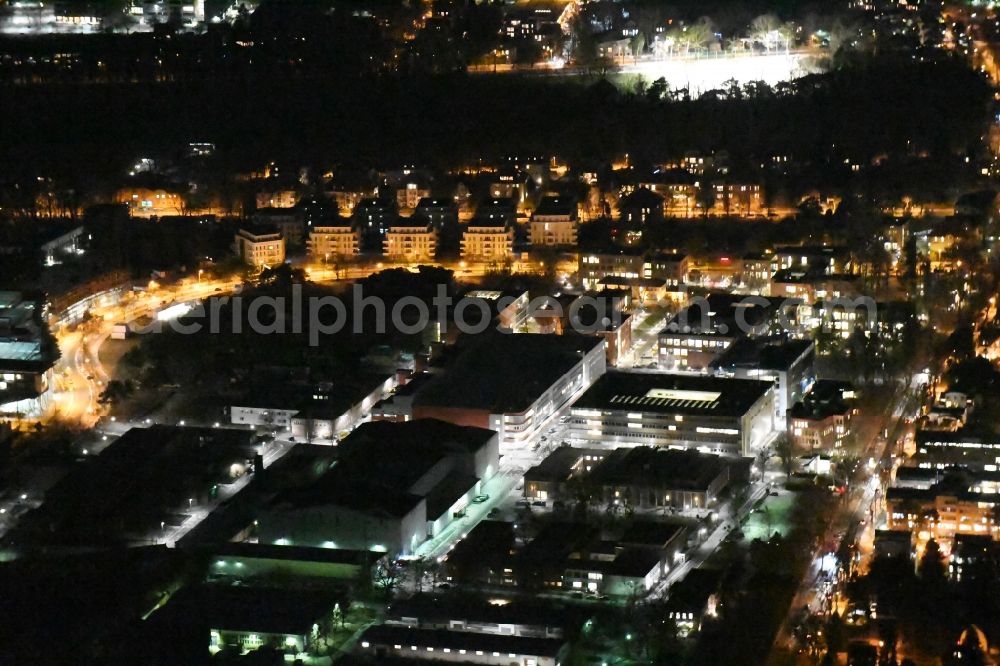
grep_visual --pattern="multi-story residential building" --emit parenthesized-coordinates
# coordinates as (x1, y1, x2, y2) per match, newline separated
(252, 208, 305, 249)
(414, 197, 458, 229)
(740, 252, 775, 291)
(308, 222, 360, 261)
(568, 371, 777, 456)
(461, 221, 514, 262)
(619, 188, 665, 224)
(474, 197, 517, 226)
(916, 218, 982, 273)
(383, 220, 438, 262)
(530, 195, 578, 247)
(887, 480, 1000, 555)
(353, 197, 397, 252)
(879, 218, 910, 273)
(579, 250, 689, 292)
(489, 171, 531, 206)
(910, 430, 1000, 471)
(787, 379, 857, 451)
(579, 250, 645, 290)
(772, 245, 853, 275)
(639, 172, 698, 218)
(254, 189, 298, 209)
(646, 252, 690, 289)
(711, 183, 763, 216)
(802, 299, 915, 342)
(769, 269, 861, 302)
(395, 182, 431, 211)
(234, 227, 285, 267)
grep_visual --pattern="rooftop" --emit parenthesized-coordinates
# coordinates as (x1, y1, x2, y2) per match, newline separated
(9, 426, 258, 547)
(619, 520, 686, 548)
(533, 195, 577, 219)
(572, 371, 773, 418)
(525, 447, 605, 484)
(415, 333, 603, 413)
(159, 584, 341, 636)
(359, 625, 566, 657)
(387, 594, 564, 632)
(589, 447, 729, 492)
(661, 292, 789, 338)
(711, 338, 814, 373)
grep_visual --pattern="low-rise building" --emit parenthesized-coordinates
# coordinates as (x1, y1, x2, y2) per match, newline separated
(258, 419, 500, 556)
(230, 375, 395, 441)
(663, 568, 724, 637)
(157, 584, 339, 657)
(357, 625, 567, 666)
(7, 425, 258, 547)
(525, 445, 731, 510)
(204, 542, 378, 583)
(385, 595, 564, 638)
(116, 186, 184, 217)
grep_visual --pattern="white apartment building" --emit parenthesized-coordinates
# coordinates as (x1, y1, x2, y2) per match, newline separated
(234, 228, 285, 268)
(461, 223, 514, 262)
(384, 222, 438, 262)
(308, 225, 360, 260)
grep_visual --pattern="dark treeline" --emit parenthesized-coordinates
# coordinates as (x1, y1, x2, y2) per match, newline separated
(0, 53, 989, 184)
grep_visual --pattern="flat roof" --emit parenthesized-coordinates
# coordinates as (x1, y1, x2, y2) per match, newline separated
(572, 371, 772, 418)
(619, 520, 686, 548)
(525, 447, 605, 484)
(589, 447, 728, 492)
(661, 292, 788, 337)
(606, 547, 662, 577)
(415, 333, 603, 413)
(208, 542, 377, 567)
(359, 625, 566, 657)
(9, 426, 258, 547)
(274, 419, 496, 518)
(711, 338, 814, 372)
(387, 594, 563, 630)
(160, 584, 340, 636)
(665, 568, 723, 612)
(274, 474, 425, 518)
(338, 419, 496, 463)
